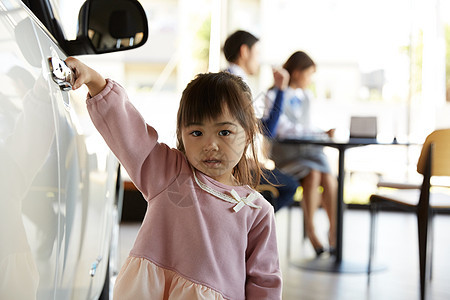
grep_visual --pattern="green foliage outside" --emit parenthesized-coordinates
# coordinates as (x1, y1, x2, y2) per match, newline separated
(194, 16, 211, 71)
(446, 24, 450, 101)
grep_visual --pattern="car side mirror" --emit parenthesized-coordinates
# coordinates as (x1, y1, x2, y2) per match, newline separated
(65, 0, 148, 55)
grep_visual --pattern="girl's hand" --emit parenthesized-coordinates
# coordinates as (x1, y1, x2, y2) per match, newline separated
(326, 128, 336, 138)
(65, 57, 107, 96)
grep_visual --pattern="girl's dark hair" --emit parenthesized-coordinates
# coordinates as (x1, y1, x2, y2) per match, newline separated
(283, 51, 316, 85)
(176, 72, 262, 188)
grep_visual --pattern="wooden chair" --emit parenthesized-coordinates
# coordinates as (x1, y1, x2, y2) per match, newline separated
(257, 183, 305, 260)
(286, 199, 305, 260)
(256, 184, 280, 210)
(367, 128, 450, 300)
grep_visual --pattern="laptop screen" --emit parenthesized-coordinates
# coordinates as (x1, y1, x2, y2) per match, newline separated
(349, 116, 377, 139)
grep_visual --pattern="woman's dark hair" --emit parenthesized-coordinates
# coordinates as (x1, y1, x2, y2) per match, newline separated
(176, 72, 262, 187)
(283, 51, 316, 85)
(223, 30, 259, 63)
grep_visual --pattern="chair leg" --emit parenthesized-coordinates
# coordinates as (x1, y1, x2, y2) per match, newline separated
(417, 207, 432, 300)
(287, 204, 292, 261)
(430, 212, 435, 281)
(302, 208, 307, 240)
(367, 201, 378, 285)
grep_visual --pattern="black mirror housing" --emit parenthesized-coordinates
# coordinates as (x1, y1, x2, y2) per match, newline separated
(64, 0, 148, 56)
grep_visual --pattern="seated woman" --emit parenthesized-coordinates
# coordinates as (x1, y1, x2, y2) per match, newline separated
(264, 51, 337, 256)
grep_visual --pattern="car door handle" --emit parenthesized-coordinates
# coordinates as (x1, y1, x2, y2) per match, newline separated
(48, 57, 75, 91)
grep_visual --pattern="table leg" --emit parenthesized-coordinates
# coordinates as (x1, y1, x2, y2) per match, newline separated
(335, 146, 345, 263)
(290, 145, 386, 273)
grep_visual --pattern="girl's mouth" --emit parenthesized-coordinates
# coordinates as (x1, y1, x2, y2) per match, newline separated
(203, 159, 221, 167)
(204, 159, 220, 163)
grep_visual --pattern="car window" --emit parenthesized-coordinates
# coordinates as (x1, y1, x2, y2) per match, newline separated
(48, 0, 85, 40)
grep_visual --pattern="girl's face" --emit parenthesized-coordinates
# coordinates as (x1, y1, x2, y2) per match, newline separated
(291, 65, 315, 89)
(181, 109, 247, 186)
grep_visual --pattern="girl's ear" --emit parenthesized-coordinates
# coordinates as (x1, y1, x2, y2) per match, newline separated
(245, 134, 253, 149)
(289, 69, 301, 86)
(177, 134, 186, 153)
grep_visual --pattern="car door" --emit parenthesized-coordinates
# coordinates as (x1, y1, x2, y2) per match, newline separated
(1, 0, 148, 298)
(0, 1, 117, 299)
(0, 2, 63, 299)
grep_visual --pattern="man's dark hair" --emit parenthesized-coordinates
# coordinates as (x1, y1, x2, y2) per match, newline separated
(223, 30, 259, 63)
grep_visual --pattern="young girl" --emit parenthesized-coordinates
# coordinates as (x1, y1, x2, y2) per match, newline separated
(65, 57, 282, 299)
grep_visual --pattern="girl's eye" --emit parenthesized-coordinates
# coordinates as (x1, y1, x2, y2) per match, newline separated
(219, 130, 231, 136)
(191, 130, 202, 137)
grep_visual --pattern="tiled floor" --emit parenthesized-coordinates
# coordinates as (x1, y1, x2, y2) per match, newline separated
(118, 208, 450, 300)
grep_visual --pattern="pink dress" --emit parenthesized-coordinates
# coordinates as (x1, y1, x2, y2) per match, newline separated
(86, 80, 282, 299)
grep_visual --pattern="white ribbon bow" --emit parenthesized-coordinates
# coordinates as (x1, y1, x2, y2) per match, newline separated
(191, 168, 262, 213)
(230, 189, 261, 212)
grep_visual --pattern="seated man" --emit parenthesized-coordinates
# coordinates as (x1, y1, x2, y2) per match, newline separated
(223, 30, 298, 212)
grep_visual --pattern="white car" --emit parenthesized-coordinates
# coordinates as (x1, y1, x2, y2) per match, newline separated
(0, 0, 148, 299)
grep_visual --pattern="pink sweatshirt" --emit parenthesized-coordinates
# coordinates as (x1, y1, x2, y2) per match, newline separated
(86, 79, 282, 299)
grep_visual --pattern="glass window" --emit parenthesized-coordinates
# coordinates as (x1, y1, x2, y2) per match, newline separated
(443, 0, 450, 102)
(48, 0, 86, 40)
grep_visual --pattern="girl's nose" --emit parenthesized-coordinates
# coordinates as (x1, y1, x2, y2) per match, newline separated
(203, 138, 219, 152)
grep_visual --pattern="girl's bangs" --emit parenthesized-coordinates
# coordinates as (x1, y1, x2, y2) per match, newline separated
(181, 93, 227, 126)
(181, 77, 244, 127)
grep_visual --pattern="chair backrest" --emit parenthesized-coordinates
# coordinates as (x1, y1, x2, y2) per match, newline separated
(417, 128, 450, 177)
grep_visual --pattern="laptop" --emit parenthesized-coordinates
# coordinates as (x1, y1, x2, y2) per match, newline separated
(349, 116, 378, 141)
